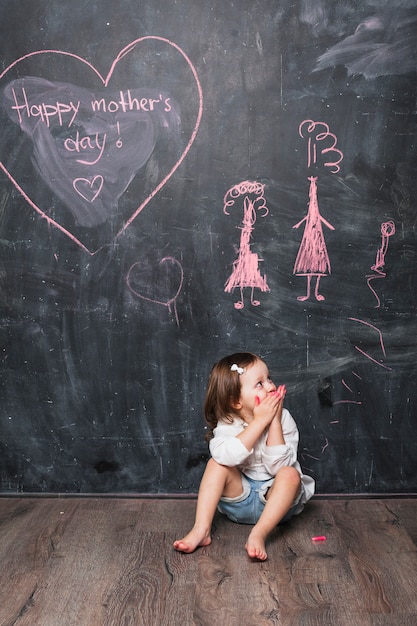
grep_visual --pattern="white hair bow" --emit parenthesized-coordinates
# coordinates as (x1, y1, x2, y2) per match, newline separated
(230, 363, 244, 375)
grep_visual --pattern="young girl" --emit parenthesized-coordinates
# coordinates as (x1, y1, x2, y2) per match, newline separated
(173, 352, 315, 561)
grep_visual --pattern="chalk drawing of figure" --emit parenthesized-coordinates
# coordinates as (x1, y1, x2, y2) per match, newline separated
(367, 220, 395, 307)
(224, 181, 269, 309)
(293, 176, 335, 301)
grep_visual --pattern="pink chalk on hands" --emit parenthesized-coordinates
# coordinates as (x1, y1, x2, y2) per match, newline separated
(274, 385, 286, 400)
(312, 536, 327, 542)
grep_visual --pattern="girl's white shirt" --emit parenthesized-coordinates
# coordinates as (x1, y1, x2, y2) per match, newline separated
(209, 408, 315, 504)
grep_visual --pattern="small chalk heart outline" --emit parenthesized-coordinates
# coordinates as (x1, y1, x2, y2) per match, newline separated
(73, 175, 104, 203)
(127, 256, 184, 308)
(127, 256, 184, 325)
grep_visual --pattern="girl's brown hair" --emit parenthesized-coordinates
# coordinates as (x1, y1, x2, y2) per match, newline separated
(204, 352, 260, 441)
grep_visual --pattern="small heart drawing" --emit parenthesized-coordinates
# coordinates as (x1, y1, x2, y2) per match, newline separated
(127, 256, 184, 325)
(0, 38, 203, 254)
(73, 176, 104, 202)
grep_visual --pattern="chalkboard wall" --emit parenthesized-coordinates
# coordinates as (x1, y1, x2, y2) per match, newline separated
(0, 0, 416, 495)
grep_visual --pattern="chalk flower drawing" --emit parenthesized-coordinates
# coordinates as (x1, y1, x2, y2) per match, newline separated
(293, 176, 334, 301)
(224, 180, 269, 309)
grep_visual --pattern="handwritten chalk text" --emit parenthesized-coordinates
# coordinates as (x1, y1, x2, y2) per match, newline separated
(11, 87, 80, 128)
(10, 87, 172, 129)
(64, 131, 108, 165)
(91, 90, 171, 114)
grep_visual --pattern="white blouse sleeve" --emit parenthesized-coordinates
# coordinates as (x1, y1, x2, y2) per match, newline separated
(261, 409, 299, 475)
(209, 421, 251, 466)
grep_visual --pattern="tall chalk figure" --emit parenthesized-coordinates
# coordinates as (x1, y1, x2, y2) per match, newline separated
(224, 181, 269, 309)
(294, 120, 343, 301)
(293, 175, 334, 301)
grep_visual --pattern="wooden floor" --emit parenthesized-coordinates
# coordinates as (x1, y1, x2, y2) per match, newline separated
(0, 497, 416, 625)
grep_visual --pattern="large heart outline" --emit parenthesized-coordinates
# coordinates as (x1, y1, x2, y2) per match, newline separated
(0, 37, 203, 255)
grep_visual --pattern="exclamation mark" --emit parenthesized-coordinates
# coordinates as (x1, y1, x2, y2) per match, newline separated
(116, 122, 123, 148)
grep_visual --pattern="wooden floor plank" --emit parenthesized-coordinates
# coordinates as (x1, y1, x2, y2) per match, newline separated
(0, 497, 415, 626)
(0, 498, 83, 625)
(386, 499, 417, 546)
(331, 500, 417, 617)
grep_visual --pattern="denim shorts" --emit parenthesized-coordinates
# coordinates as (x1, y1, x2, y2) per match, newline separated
(217, 473, 303, 525)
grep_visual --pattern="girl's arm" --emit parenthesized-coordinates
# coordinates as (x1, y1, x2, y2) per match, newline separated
(237, 393, 282, 452)
(210, 395, 281, 466)
(262, 409, 300, 474)
(293, 216, 307, 229)
(265, 406, 285, 446)
(265, 386, 286, 446)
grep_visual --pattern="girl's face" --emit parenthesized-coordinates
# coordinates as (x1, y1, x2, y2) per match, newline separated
(234, 359, 276, 418)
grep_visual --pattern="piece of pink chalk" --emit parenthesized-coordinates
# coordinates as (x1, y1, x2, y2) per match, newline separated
(312, 536, 326, 542)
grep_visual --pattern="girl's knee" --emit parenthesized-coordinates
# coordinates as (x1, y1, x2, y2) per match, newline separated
(203, 458, 243, 499)
(277, 465, 301, 487)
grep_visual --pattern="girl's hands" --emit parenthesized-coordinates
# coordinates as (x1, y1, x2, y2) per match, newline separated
(265, 385, 287, 446)
(274, 385, 286, 402)
(238, 385, 287, 451)
(254, 385, 286, 424)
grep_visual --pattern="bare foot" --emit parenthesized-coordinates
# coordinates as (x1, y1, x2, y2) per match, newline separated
(173, 527, 212, 553)
(245, 531, 268, 561)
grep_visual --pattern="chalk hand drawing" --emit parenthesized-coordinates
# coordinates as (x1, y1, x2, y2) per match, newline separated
(127, 256, 184, 326)
(0, 37, 203, 255)
(299, 119, 343, 174)
(367, 220, 395, 307)
(293, 176, 335, 301)
(224, 180, 270, 309)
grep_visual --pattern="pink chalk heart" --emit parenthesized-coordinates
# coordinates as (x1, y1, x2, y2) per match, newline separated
(127, 256, 184, 308)
(0, 38, 203, 254)
(73, 175, 104, 202)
